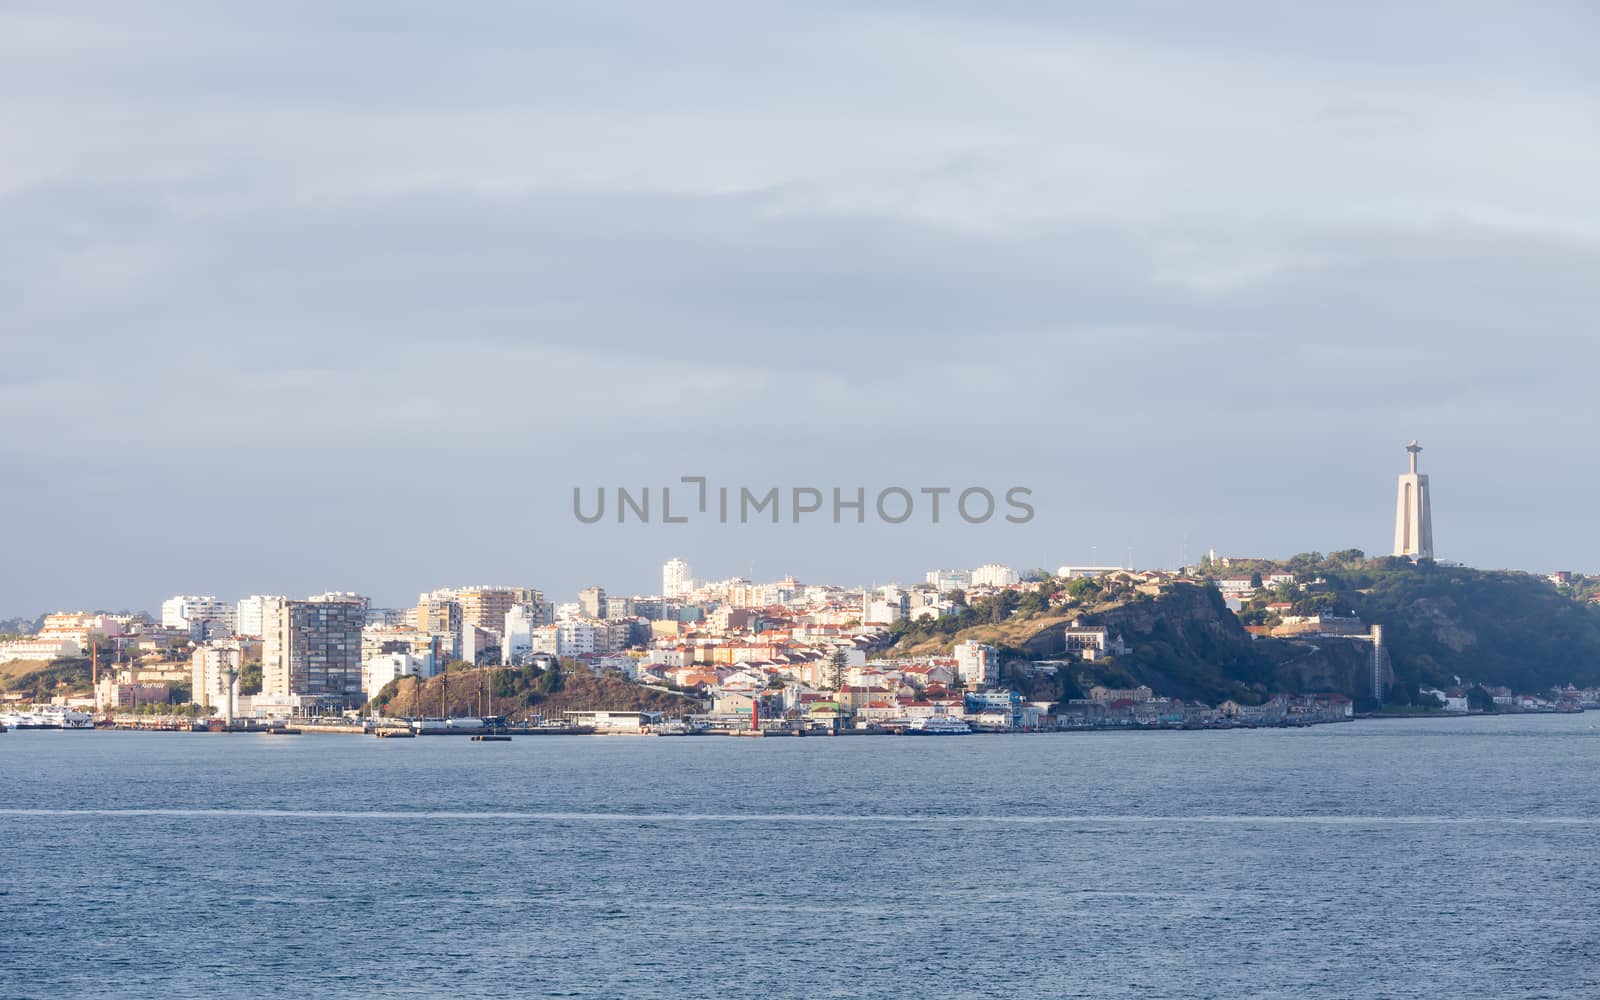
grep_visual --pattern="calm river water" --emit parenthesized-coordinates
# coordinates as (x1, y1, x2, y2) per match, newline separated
(2, 715, 1596, 997)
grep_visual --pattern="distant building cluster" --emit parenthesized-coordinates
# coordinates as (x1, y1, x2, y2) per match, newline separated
(6, 558, 1164, 726)
(7, 446, 1595, 729)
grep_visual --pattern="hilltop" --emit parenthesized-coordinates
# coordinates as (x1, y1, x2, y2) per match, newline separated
(884, 553, 1600, 706)
(1217, 552, 1600, 693)
(886, 578, 1287, 706)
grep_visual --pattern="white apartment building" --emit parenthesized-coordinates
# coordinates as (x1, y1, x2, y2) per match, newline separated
(0, 634, 82, 664)
(529, 624, 560, 657)
(605, 596, 635, 619)
(190, 641, 243, 718)
(234, 595, 285, 638)
(954, 640, 1000, 688)
(640, 647, 687, 669)
(970, 564, 1020, 588)
(863, 599, 904, 625)
(925, 569, 972, 593)
(311, 591, 370, 609)
(526, 618, 630, 658)
(32, 612, 119, 652)
(662, 558, 693, 599)
(161, 595, 235, 635)
(559, 620, 599, 656)
(503, 605, 535, 665)
(363, 652, 433, 699)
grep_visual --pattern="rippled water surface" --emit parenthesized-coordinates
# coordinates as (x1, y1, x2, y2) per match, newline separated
(3, 715, 1597, 998)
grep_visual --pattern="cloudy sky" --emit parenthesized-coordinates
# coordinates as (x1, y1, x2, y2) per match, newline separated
(3, 1, 1597, 615)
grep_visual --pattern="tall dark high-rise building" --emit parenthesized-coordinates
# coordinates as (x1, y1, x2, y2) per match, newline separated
(261, 594, 366, 710)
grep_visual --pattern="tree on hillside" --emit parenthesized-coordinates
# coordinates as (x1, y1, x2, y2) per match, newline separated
(1017, 585, 1050, 616)
(1065, 577, 1101, 602)
(238, 661, 263, 695)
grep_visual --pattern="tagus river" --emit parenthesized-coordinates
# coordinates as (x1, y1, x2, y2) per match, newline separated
(3, 715, 1597, 999)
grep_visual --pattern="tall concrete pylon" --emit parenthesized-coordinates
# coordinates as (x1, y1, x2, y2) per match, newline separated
(1393, 440, 1434, 560)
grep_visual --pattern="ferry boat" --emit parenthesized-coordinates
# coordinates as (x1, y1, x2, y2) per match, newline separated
(906, 716, 973, 736)
(3, 709, 94, 730)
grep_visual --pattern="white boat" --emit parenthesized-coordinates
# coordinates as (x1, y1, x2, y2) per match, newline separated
(906, 716, 973, 736)
(444, 717, 485, 730)
(4, 709, 94, 729)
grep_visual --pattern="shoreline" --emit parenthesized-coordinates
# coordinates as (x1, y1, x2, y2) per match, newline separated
(4, 709, 1586, 739)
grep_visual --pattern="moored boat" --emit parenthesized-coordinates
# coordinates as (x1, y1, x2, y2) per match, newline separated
(3, 708, 94, 729)
(906, 716, 973, 736)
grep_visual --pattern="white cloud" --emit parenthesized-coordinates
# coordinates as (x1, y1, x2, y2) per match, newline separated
(1, 1, 1596, 610)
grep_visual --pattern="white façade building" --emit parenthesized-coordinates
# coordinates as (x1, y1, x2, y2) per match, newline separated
(559, 620, 599, 656)
(234, 595, 286, 638)
(954, 640, 1000, 688)
(970, 564, 1020, 588)
(190, 641, 243, 717)
(1063, 621, 1129, 661)
(662, 558, 694, 599)
(0, 634, 83, 664)
(503, 605, 535, 665)
(363, 652, 434, 699)
(162, 595, 236, 635)
(925, 569, 972, 593)
(501, 603, 568, 664)
(522, 620, 613, 658)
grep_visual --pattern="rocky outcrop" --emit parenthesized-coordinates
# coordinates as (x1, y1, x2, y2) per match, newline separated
(1268, 637, 1389, 697)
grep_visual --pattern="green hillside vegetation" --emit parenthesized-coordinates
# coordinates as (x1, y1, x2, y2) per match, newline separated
(1555, 574, 1600, 604)
(369, 659, 702, 720)
(886, 577, 1141, 657)
(1034, 584, 1283, 707)
(0, 657, 94, 702)
(888, 578, 1282, 706)
(1262, 552, 1600, 691)
(884, 552, 1600, 707)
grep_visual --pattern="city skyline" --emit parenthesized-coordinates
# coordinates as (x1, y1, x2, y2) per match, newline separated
(5, 436, 1577, 619)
